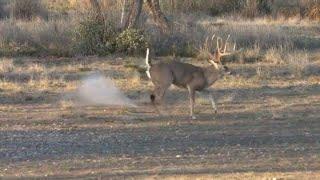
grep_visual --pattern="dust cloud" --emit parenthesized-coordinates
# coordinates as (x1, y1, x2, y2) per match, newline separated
(77, 73, 136, 107)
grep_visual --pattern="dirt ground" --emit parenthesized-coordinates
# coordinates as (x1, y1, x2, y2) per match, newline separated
(0, 56, 320, 179)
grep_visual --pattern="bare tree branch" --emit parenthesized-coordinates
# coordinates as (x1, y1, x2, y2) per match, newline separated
(146, 0, 170, 32)
(124, 0, 143, 29)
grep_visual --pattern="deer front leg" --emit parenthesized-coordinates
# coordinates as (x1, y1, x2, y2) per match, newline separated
(202, 90, 217, 114)
(187, 85, 196, 120)
(209, 94, 218, 114)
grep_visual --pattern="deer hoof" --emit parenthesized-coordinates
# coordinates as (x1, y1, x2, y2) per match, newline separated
(214, 110, 218, 114)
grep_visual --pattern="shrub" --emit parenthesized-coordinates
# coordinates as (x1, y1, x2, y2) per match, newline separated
(33, 19, 75, 57)
(0, 21, 39, 56)
(241, 0, 272, 18)
(11, 0, 48, 20)
(210, 0, 243, 16)
(116, 29, 148, 55)
(152, 33, 196, 57)
(257, 0, 272, 15)
(166, 0, 242, 16)
(306, 1, 320, 20)
(73, 16, 116, 56)
(0, 19, 74, 57)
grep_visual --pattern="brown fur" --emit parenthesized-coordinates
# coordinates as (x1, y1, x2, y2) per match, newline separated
(148, 60, 230, 119)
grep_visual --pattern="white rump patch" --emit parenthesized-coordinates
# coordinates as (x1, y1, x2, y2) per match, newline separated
(146, 70, 151, 79)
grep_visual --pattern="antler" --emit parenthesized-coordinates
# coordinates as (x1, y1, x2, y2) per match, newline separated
(209, 34, 242, 65)
(200, 34, 240, 66)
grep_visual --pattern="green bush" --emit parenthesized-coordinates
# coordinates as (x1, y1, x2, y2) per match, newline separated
(115, 29, 148, 55)
(73, 16, 116, 56)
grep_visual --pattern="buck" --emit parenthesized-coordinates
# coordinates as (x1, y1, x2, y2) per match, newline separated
(146, 35, 238, 119)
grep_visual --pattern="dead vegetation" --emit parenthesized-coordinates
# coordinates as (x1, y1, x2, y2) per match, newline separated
(0, 0, 320, 179)
(0, 53, 320, 178)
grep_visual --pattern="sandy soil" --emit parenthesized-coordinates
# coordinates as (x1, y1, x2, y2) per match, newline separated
(0, 57, 320, 179)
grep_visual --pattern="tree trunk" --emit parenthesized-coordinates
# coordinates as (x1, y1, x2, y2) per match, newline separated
(146, 0, 170, 32)
(124, 0, 143, 29)
(170, 0, 175, 15)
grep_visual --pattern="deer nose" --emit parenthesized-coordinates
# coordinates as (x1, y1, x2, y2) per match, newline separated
(223, 66, 232, 75)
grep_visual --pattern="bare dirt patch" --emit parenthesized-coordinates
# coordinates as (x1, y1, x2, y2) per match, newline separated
(0, 57, 320, 179)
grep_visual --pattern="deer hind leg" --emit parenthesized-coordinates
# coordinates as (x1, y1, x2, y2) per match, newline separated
(151, 79, 172, 115)
(152, 86, 167, 104)
(187, 85, 196, 120)
(150, 85, 170, 115)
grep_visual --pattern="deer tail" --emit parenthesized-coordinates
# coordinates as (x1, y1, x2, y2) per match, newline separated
(145, 48, 151, 79)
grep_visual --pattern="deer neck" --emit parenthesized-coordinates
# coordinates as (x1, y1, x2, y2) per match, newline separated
(203, 66, 220, 88)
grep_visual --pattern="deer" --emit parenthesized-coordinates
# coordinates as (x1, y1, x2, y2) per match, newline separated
(146, 35, 238, 119)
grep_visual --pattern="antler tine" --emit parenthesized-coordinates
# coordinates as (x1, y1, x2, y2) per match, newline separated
(211, 34, 216, 41)
(223, 34, 230, 53)
(216, 36, 219, 50)
(204, 36, 209, 50)
(233, 42, 236, 51)
(217, 37, 222, 50)
(211, 34, 216, 50)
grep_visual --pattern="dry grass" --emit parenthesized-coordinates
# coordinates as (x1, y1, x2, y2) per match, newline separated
(0, 2, 320, 178)
(287, 51, 310, 77)
(0, 18, 75, 56)
(0, 57, 77, 93)
(59, 99, 74, 109)
(139, 171, 320, 180)
(152, 12, 319, 58)
(0, 55, 320, 179)
(1, 0, 319, 57)
(11, 0, 48, 20)
(263, 47, 284, 64)
(239, 44, 262, 63)
(0, 57, 14, 73)
(197, 17, 312, 49)
(0, 79, 22, 92)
